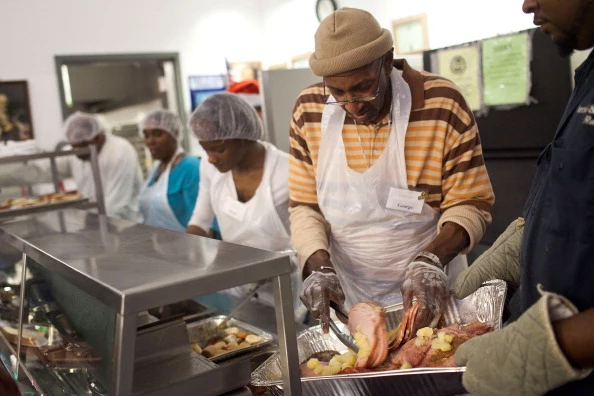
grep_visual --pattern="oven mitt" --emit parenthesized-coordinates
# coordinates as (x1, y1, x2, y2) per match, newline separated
(455, 286, 592, 396)
(454, 217, 524, 299)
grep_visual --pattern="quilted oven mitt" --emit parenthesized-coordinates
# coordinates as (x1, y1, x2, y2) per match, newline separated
(455, 286, 592, 396)
(454, 217, 524, 299)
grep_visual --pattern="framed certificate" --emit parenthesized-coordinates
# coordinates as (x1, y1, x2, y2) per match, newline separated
(392, 14, 429, 55)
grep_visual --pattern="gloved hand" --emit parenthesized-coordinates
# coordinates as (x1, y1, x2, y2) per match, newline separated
(454, 217, 524, 299)
(401, 261, 448, 331)
(300, 271, 346, 334)
(455, 287, 592, 396)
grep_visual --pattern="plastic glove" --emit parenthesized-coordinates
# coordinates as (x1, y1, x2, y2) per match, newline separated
(454, 218, 524, 299)
(455, 287, 591, 396)
(300, 271, 345, 334)
(401, 261, 448, 331)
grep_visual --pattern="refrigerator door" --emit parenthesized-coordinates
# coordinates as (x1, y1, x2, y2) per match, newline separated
(260, 68, 320, 152)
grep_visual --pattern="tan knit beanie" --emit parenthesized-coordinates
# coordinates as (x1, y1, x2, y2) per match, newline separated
(309, 7, 393, 77)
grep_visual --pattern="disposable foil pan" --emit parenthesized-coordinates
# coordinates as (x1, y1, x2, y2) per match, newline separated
(187, 315, 274, 363)
(251, 279, 506, 393)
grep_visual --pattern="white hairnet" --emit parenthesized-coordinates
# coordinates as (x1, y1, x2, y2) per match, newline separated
(189, 92, 263, 142)
(64, 112, 109, 144)
(139, 109, 182, 142)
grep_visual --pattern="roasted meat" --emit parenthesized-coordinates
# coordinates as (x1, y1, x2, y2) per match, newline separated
(301, 296, 495, 379)
(388, 301, 420, 350)
(347, 302, 389, 368)
(386, 322, 494, 369)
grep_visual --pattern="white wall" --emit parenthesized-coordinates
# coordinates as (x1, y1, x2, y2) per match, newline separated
(0, 0, 583, 152)
(259, 0, 535, 67)
(0, 0, 266, 151)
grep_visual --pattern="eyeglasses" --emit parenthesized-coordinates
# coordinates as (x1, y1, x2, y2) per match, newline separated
(324, 60, 383, 105)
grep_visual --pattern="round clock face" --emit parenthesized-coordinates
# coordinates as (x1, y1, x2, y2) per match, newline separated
(316, 0, 338, 22)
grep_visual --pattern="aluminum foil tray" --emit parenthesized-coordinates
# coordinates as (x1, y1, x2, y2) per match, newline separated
(251, 280, 506, 390)
(187, 315, 273, 363)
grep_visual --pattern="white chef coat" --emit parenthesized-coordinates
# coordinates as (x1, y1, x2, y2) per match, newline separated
(64, 134, 143, 222)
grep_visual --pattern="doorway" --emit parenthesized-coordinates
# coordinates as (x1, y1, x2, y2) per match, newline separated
(54, 53, 186, 177)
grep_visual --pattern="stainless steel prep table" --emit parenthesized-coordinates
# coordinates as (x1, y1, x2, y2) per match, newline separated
(0, 209, 301, 395)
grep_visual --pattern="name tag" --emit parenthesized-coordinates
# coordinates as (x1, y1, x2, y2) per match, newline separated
(223, 196, 247, 222)
(386, 188, 426, 214)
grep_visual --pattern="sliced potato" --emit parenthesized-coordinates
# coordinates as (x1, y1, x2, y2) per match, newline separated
(224, 327, 239, 335)
(431, 339, 452, 352)
(245, 334, 263, 344)
(191, 343, 202, 354)
(416, 327, 434, 339)
(353, 332, 371, 359)
(213, 341, 227, 349)
(400, 361, 413, 370)
(321, 364, 341, 376)
(307, 358, 320, 369)
(226, 342, 240, 351)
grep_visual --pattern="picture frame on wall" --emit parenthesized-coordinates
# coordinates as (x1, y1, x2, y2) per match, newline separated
(0, 80, 34, 142)
(392, 14, 429, 55)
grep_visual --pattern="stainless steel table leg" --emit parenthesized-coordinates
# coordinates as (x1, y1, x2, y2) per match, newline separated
(272, 272, 301, 396)
(15, 253, 27, 379)
(112, 312, 136, 395)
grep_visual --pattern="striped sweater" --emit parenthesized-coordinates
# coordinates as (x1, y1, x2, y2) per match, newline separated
(288, 59, 495, 267)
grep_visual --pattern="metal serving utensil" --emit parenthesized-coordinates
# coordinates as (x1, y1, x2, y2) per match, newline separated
(328, 301, 359, 353)
(215, 282, 264, 331)
(328, 320, 359, 353)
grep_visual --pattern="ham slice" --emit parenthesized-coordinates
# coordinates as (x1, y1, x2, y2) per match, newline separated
(347, 302, 389, 368)
(388, 301, 420, 350)
(386, 322, 494, 369)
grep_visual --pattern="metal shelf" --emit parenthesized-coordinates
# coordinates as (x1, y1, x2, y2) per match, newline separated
(0, 146, 106, 216)
(0, 198, 89, 220)
(0, 209, 301, 396)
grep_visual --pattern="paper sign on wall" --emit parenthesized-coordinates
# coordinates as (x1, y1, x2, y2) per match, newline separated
(437, 45, 482, 111)
(482, 32, 531, 106)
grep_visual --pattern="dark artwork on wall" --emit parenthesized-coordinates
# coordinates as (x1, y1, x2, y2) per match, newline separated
(0, 80, 34, 143)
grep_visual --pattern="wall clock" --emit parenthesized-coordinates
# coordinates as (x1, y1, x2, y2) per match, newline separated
(316, 0, 338, 22)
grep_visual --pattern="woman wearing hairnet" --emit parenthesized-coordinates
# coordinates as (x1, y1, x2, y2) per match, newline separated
(138, 110, 203, 232)
(187, 93, 306, 320)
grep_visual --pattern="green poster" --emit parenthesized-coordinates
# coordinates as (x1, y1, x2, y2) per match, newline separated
(482, 32, 531, 106)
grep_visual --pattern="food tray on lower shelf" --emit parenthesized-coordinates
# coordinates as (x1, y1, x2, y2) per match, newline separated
(0, 198, 89, 219)
(187, 315, 274, 363)
(251, 279, 506, 389)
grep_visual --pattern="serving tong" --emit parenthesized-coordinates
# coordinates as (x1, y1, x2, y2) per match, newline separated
(328, 302, 359, 352)
(328, 300, 415, 353)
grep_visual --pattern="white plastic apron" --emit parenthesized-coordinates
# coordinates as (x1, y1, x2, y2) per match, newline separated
(212, 142, 306, 320)
(139, 148, 186, 232)
(317, 69, 466, 310)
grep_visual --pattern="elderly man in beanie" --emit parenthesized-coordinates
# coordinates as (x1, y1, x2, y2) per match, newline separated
(61, 111, 143, 221)
(290, 8, 494, 334)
